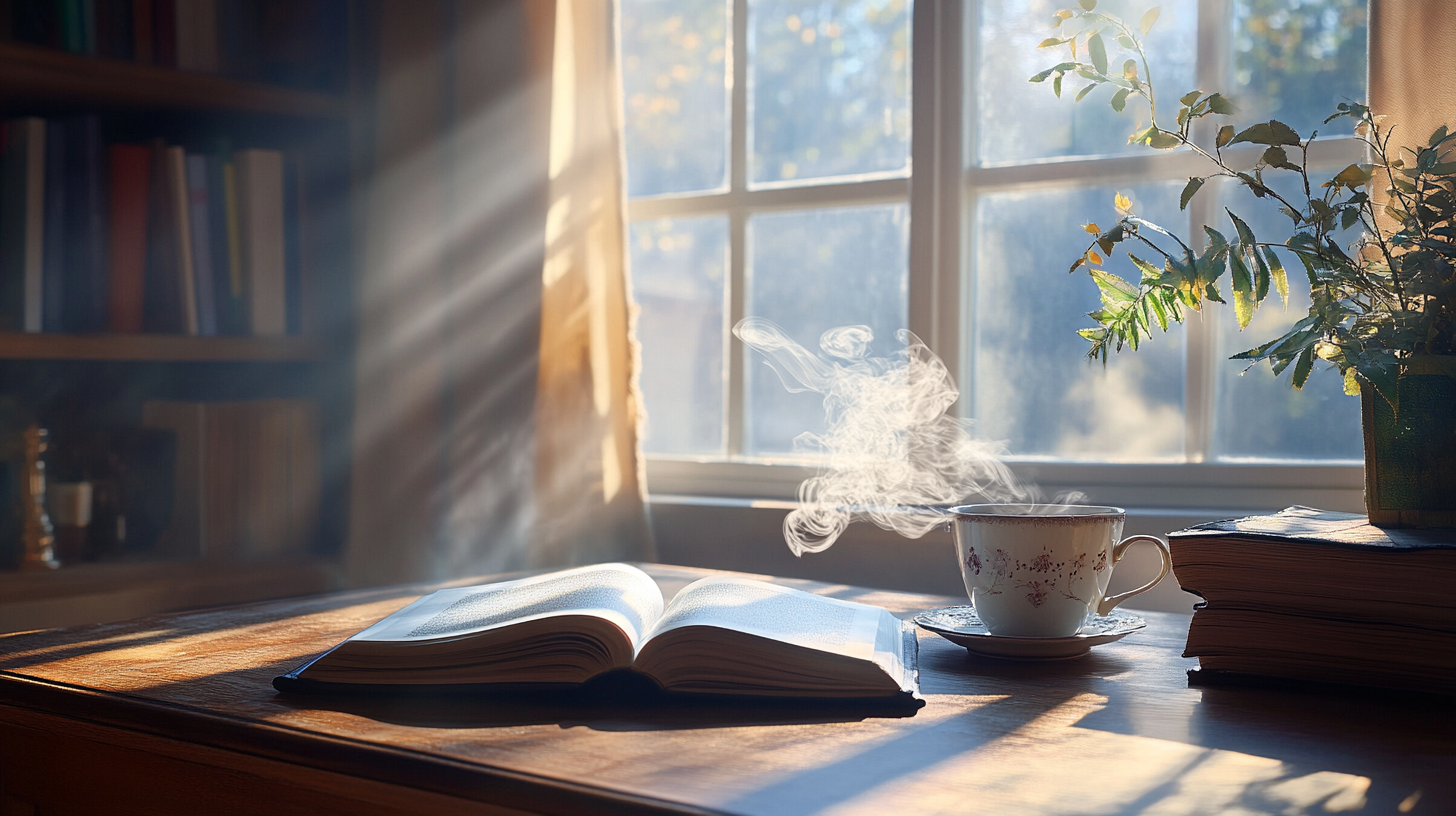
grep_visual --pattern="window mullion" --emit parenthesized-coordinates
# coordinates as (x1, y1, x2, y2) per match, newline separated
(1184, 0, 1233, 464)
(726, 0, 749, 458)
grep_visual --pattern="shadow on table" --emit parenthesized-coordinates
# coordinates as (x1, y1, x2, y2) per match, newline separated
(271, 669, 925, 731)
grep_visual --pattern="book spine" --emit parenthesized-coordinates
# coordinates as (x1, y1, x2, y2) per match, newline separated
(193, 0, 216, 73)
(59, 0, 82, 53)
(41, 118, 65, 332)
(165, 145, 197, 335)
(106, 143, 149, 332)
(204, 153, 239, 334)
(185, 153, 216, 336)
(283, 154, 299, 335)
(0, 118, 46, 332)
(150, 0, 173, 68)
(170, 0, 192, 70)
(184, 154, 215, 336)
(142, 137, 180, 333)
(234, 148, 284, 336)
(130, 0, 151, 63)
(80, 0, 94, 53)
(63, 115, 107, 333)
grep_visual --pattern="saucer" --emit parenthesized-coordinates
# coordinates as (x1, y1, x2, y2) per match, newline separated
(913, 606, 1146, 660)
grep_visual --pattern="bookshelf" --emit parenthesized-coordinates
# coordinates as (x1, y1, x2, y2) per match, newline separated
(0, 5, 358, 632)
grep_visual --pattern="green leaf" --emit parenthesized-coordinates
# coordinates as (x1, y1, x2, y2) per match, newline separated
(1091, 268, 1139, 302)
(1079, 0, 1096, 9)
(1206, 93, 1238, 115)
(1122, 58, 1138, 80)
(1147, 129, 1181, 149)
(1179, 176, 1205, 210)
(1229, 120, 1302, 147)
(1030, 62, 1077, 83)
(1139, 6, 1160, 35)
(1110, 87, 1131, 112)
(1227, 210, 1258, 249)
(1429, 125, 1449, 147)
(1262, 146, 1300, 171)
(1087, 32, 1108, 75)
(1053, 73, 1063, 97)
(1340, 207, 1360, 230)
(1179, 90, 1201, 107)
(1116, 34, 1136, 48)
(1290, 346, 1315, 389)
(1075, 82, 1099, 103)
(1037, 37, 1065, 48)
(1252, 246, 1270, 303)
(1262, 246, 1289, 308)
(1333, 163, 1372, 187)
(1216, 125, 1234, 148)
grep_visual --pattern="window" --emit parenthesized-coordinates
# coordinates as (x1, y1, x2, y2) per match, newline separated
(623, 0, 1369, 512)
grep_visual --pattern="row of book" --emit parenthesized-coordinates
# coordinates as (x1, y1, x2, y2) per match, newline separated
(1170, 506, 1456, 696)
(0, 116, 304, 336)
(143, 398, 320, 560)
(2, 0, 347, 91)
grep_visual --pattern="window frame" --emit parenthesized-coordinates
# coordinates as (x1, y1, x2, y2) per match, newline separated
(634, 0, 1366, 516)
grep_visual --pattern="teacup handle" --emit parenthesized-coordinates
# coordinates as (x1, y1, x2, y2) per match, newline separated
(1096, 534, 1172, 616)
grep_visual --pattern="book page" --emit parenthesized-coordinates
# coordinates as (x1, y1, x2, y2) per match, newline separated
(644, 576, 891, 664)
(349, 563, 665, 649)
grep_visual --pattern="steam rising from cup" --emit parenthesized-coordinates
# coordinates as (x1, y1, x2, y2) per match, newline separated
(734, 318, 1082, 556)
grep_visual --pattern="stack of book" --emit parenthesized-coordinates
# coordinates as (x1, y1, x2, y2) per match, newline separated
(0, 116, 306, 337)
(1170, 506, 1456, 695)
(142, 398, 320, 560)
(5, 0, 347, 90)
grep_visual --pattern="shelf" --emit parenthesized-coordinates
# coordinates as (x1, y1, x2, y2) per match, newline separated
(0, 42, 348, 119)
(0, 556, 343, 633)
(0, 333, 329, 362)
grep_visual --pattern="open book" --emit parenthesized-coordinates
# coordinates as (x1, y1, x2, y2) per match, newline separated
(275, 564, 919, 700)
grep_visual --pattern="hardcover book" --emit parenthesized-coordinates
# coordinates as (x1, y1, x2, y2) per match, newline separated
(276, 563, 921, 702)
(1170, 506, 1456, 695)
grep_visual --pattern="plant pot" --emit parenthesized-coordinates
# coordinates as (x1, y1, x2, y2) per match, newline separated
(1361, 356, 1456, 528)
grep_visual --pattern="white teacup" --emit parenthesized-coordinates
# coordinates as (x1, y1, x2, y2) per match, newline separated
(950, 504, 1171, 638)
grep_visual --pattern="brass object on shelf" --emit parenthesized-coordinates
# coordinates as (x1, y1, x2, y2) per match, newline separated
(18, 425, 58, 571)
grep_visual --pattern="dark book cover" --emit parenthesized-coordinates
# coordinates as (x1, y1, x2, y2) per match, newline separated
(13, 0, 57, 47)
(215, 0, 258, 81)
(79, 0, 93, 53)
(62, 115, 107, 333)
(94, 0, 130, 59)
(150, 0, 173, 68)
(58, 0, 81, 52)
(1169, 505, 1456, 552)
(283, 154, 299, 335)
(142, 138, 180, 333)
(0, 118, 46, 333)
(184, 153, 216, 335)
(205, 152, 243, 334)
(130, 0, 151, 64)
(106, 142, 149, 332)
(41, 117, 65, 332)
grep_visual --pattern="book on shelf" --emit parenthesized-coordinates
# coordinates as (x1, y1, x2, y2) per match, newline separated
(275, 563, 922, 704)
(142, 397, 320, 559)
(0, 117, 46, 332)
(0, 118, 305, 339)
(1170, 506, 1456, 695)
(6, 0, 348, 92)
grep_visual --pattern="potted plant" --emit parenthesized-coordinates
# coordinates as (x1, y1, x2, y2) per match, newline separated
(1030, 1, 1456, 527)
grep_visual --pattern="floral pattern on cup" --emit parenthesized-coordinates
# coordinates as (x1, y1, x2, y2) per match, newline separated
(965, 545, 1111, 609)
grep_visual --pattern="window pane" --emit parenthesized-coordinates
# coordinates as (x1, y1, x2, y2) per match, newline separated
(621, 0, 729, 197)
(1230, 0, 1367, 138)
(749, 0, 911, 186)
(970, 183, 1187, 460)
(631, 217, 728, 455)
(744, 204, 909, 456)
(1209, 176, 1363, 460)
(975, 0, 1197, 166)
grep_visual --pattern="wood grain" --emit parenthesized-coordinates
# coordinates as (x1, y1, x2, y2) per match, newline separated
(2, 564, 1452, 815)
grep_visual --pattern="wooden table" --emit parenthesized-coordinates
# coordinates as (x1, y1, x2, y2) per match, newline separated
(1, 564, 1452, 815)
